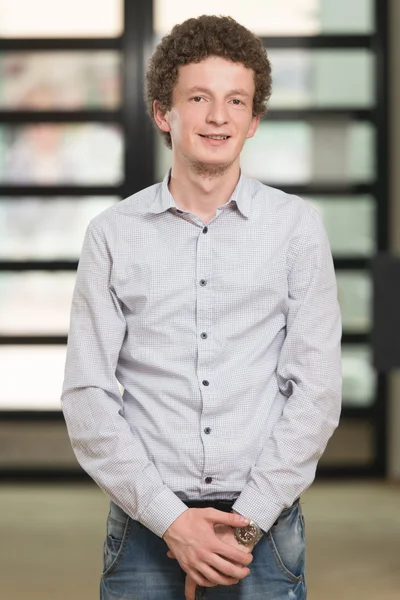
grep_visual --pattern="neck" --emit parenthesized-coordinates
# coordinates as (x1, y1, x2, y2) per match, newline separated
(168, 160, 241, 222)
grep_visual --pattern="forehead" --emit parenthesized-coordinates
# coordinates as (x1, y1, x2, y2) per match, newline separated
(174, 56, 255, 94)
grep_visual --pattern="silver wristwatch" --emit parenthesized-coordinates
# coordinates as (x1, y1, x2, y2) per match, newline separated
(234, 519, 263, 547)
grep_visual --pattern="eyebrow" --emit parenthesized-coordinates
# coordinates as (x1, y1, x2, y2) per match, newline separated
(186, 86, 251, 98)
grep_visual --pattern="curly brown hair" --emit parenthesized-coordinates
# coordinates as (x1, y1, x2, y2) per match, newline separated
(146, 15, 272, 149)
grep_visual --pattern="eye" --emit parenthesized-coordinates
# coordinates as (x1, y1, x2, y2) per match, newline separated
(192, 96, 204, 103)
(231, 98, 243, 106)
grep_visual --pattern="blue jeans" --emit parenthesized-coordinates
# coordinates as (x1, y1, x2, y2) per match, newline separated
(100, 500, 306, 599)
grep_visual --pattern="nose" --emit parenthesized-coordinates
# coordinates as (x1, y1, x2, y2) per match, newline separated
(206, 100, 228, 126)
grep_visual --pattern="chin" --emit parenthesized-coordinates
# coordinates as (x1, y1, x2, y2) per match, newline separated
(187, 157, 235, 178)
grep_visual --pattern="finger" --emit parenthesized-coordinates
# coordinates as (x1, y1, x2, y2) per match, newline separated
(185, 575, 197, 600)
(198, 563, 240, 587)
(204, 508, 249, 527)
(187, 568, 219, 588)
(166, 550, 176, 559)
(213, 541, 254, 567)
(208, 553, 250, 581)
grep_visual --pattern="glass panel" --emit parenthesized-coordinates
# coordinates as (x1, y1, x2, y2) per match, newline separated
(0, 346, 66, 410)
(336, 271, 371, 333)
(320, 0, 373, 34)
(240, 121, 375, 184)
(154, 0, 374, 36)
(0, 124, 123, 184)
(0, 52, 121, 110)
(342, 345, 375, 407)
(0, 197, 118, 259)
(0, 0, 123, 38)
(242, 121, 312, 184)
(269, 49, 374, 109)
(306, 196, 375, 257)
(0, 272, 75, 334)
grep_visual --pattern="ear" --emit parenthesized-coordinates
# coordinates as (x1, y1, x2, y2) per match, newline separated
(153, 100, 171, 133)
(246, 115, 261, 140)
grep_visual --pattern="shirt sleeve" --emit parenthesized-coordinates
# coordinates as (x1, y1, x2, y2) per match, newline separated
(232, 207, 342, 532)
(61, 221, 188, 537)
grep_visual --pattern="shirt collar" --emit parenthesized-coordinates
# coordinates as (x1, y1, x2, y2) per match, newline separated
(148, 169, 252, 219)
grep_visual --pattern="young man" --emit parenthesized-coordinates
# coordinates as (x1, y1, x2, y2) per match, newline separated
(62, 15, 342, 600)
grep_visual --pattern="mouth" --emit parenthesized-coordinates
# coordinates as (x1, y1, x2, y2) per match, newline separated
(199, 134, 230, 140)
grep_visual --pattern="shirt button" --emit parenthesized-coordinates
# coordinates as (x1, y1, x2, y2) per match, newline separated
(205, 477, 213, 484)
(204, 427, 211, 434)
(203, 226, 208, 234)
(200, 332, 208, 339)
(202, 380, 209, 386)
(199, 279, 207, 286)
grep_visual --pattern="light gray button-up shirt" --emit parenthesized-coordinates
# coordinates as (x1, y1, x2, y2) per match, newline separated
(61, 170, 342, 538)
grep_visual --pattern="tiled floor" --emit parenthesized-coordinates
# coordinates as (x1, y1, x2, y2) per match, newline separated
(2, 481, 399, 599)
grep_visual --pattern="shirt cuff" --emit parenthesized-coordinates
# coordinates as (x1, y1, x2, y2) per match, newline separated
(139, 486, 189, 538)
(232, 485, 285, 534)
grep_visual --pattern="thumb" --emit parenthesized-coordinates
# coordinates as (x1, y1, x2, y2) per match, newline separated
(205, 508, 250, 527)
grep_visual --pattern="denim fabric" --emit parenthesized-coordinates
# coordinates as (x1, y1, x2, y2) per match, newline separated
(100, 500, 307, 600)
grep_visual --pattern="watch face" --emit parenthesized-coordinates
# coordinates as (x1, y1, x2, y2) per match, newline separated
(236, 522, 259, 544)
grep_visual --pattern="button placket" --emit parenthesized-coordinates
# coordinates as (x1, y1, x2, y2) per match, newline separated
(195, 223, 216, 487)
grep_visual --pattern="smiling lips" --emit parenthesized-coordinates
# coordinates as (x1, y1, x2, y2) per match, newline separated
(200, 134, 230, 141)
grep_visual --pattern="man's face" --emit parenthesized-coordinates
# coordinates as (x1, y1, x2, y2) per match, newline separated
(155, 56, 260, 175)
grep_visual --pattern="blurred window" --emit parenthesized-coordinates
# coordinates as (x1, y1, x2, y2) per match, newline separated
(0, 272, 75, 335)
(0, 124, 123, 184)
(0, 197, 118, 260)
(0, 0, 123, 38)
(268, 49, 374, 109)
(342, 345, 375, 407)
(0, 52, 121, 110)
(336, 271, 371, 333)
(306, 196, 375, 257)
(0, 346, 67, 410)
(154, 0, 374, 36)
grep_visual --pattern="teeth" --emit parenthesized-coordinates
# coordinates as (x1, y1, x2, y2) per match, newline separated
(204, 135, 228, 140)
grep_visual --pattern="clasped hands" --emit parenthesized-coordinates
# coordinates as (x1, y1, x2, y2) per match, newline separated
(163, 508, 254, 600)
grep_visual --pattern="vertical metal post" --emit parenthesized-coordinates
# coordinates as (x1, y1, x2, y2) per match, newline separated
(373, 0, 389, 476)
(122, 0, 154, 196)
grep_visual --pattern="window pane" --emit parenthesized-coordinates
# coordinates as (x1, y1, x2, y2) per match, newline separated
(0, 124, 123, 184)
(0, 197, 118, 260)
(342, 345, 375, 407)
(336, 271, 371, 333)
(269, 49, 374, 109)
(0, 52, 121, 110)
(306, 196, 375, 257)
(154, 0, 374, 36)
(0, 272, 75, 334)
(0, 0, 123, 38)
(240, 121, 375, 184)
(0, 346, 66, 410)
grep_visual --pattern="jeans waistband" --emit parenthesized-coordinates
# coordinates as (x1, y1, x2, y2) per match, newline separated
(184, 499, 235, 512)
(183, 497, 300, 514)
